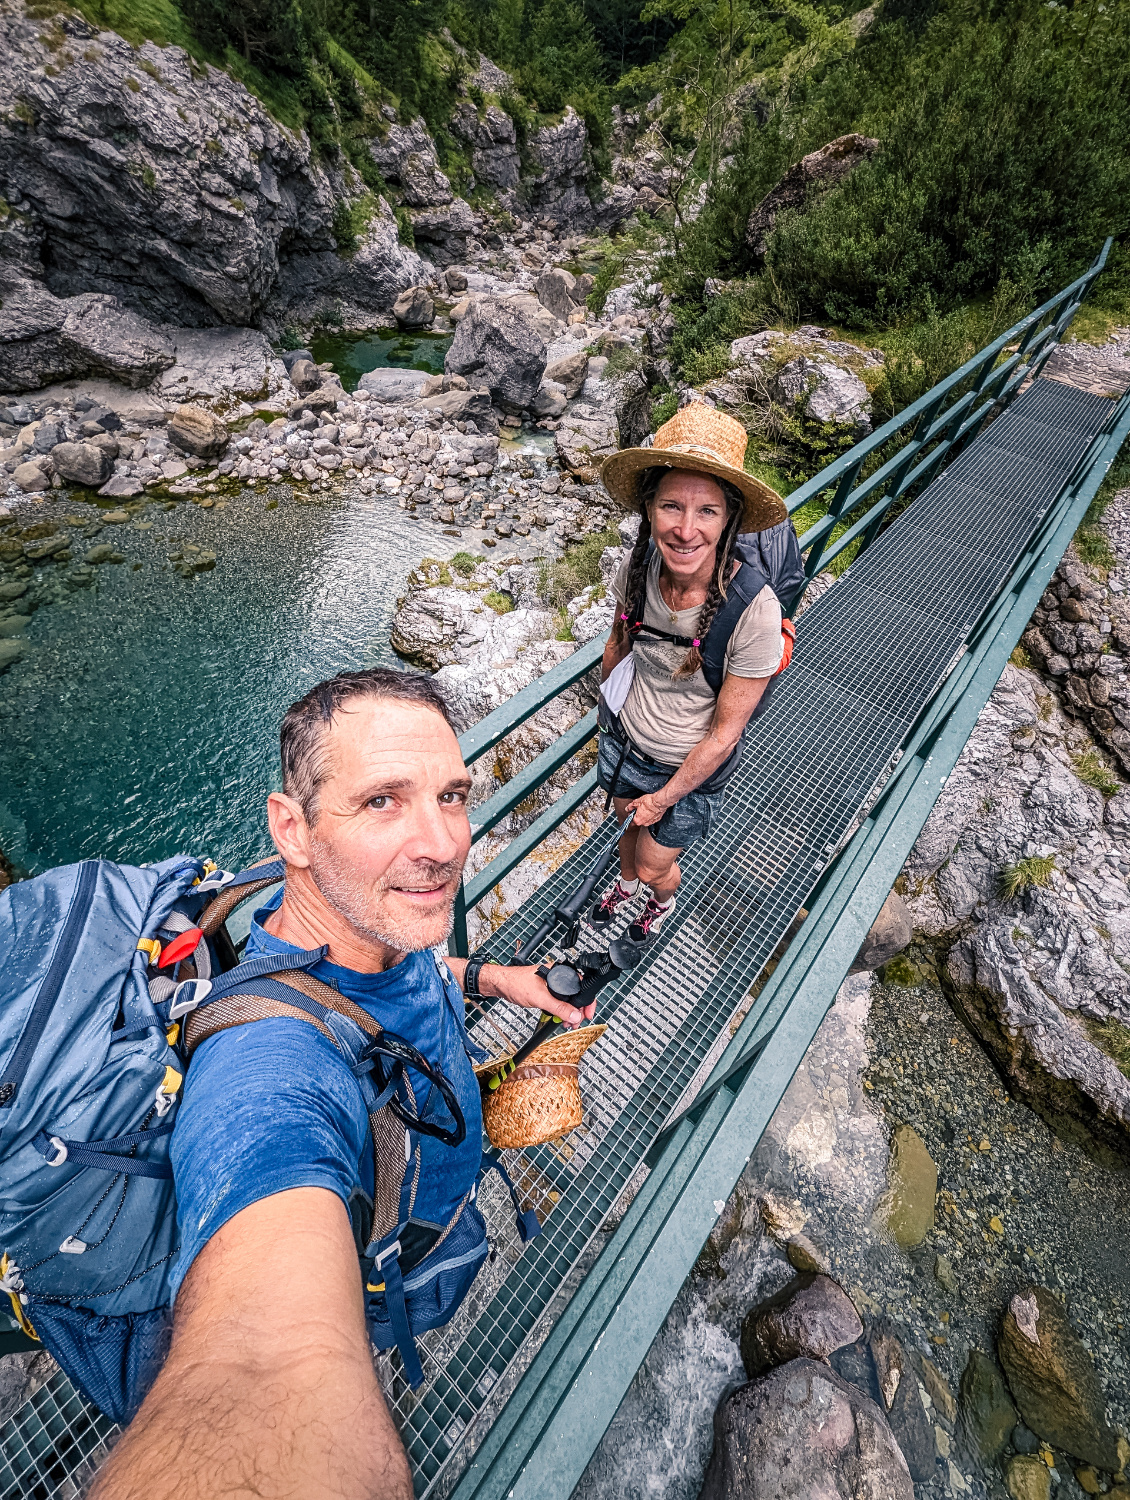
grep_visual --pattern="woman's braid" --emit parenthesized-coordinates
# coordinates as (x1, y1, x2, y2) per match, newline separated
(620, 470, 662, 624)
(673, 484, 743, 679)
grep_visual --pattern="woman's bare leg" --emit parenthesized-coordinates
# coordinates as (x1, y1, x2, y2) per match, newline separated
(613, 799, 682, 902)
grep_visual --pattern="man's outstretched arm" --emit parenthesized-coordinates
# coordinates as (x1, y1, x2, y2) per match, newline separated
(90, 1187, 411, 1500)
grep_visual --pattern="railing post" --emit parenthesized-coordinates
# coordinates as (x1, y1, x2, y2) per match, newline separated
(801, 462, 860, 581)
(451, 884, 469, 958)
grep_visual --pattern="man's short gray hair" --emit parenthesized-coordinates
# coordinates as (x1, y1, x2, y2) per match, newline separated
(280, 667, 453, 825)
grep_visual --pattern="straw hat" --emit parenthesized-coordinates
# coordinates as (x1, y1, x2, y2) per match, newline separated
(600, 403, 786, 533)
(482, 1024, 606, 1150)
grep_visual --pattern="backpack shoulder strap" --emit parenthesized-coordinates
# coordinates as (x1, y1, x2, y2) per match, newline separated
(183, 965, 412, 1257)
(699, 555, 772, 694)
(198, 857, 285, 938)
(182, 967, 383, 1056)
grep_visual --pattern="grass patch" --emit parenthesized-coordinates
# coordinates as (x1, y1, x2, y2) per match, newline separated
(998, 855, 1056, 900)
(1072, 748, 1122, 798)
(1086, 1017, 1130, 1079)
(541, 526, 619, 610)
(1010, 645, 1033, 669)
(450, 552, 480, 577)
(483, 590, 514, 615)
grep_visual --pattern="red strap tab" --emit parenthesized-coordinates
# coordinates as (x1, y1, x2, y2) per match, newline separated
(773, 618, 796, 676)
(159, 927, 204, 968)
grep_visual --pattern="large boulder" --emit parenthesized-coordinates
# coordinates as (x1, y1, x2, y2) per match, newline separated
(0, 278, 175, 393)
(700, 1359, 914, 1500)
(152, 326, 287, 403)
(545, 350, 589, 398)
(167, 404, 228, 459)
(393, 286, 435, 329)
(556, 403, 618, 480)
(412, 388, 498, 435)
(535, 268, 577, 321)
(998, 1287, 1121, 1470)
(51, 441, 113, 487)
(746, 134, 880, 259)
(445, 299, 547, 414)
(287, 359, 324, 394)
(740, 1274, 862, 1380)
(358, 368, 431, 403)
(450, 100, 520, 191)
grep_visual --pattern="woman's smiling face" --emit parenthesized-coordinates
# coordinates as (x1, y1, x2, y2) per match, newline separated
(648, 470, 732, 584)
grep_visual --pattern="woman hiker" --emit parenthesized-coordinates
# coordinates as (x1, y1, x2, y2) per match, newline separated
(591, 403, 798, 948)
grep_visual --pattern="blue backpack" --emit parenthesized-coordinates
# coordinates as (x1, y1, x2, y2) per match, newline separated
(0, 854, 538, 1423)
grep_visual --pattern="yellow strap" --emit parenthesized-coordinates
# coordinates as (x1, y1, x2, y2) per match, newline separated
(365, 1281, 386, 1293)
(137, 938, 161, 966)
(165, 1023, 180, 1047)
(0, 1255, 38, 1341)
(160, 1065, 183, 1098)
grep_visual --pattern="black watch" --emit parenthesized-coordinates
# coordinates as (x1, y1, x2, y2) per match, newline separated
(462, 953, 492, 998)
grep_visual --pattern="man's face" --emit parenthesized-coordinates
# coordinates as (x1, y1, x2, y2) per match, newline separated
(284, 698, 472, 954)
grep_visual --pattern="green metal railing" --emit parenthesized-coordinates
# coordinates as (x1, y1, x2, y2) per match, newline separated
(449, 240, 1112, 956)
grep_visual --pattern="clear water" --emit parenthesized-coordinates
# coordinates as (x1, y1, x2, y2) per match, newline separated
(0, 486, 461, 876)
(309, 328, 453, 392)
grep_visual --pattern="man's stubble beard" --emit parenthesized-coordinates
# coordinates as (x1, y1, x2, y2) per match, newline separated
(308, 835, 465, 953)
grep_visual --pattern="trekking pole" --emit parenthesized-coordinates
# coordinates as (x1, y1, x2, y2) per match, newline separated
(513, 810, 636, 965)
(481, 812, 640, 1087)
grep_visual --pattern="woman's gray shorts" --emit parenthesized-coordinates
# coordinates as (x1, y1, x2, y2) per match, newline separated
(596, 724, 735, 850)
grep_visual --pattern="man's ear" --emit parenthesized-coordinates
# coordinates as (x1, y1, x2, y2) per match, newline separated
(267, 791, 314, 869)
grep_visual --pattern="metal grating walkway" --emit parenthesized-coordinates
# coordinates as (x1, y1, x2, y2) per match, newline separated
(0, 375, 1116, 1499)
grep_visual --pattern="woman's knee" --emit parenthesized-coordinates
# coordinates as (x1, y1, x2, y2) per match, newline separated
(634, 839, 679, 887)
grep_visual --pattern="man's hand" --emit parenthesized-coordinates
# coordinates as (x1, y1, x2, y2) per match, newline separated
(446, 958, 595, 1027)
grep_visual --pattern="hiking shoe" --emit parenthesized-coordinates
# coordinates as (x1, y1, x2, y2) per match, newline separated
(590, 877, 640, 928)
(626, 895, 676, 947)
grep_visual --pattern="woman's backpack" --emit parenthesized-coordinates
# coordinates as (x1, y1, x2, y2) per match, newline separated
(0, 854, 532, 1421)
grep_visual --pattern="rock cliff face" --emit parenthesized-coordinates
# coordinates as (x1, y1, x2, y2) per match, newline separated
(0, 1, 428, 341)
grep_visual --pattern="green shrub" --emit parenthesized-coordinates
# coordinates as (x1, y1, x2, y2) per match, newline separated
(1072, 750, 1122, 799)
(483, 589, 515, 614)
(998, 855, 1056, 901)
(1086, 1017, 1130, 1079)
(450, 551, 480, 577)
(541, 526, 619, 609)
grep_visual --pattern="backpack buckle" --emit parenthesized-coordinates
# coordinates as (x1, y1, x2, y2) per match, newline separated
(374, 1239, 402, 1271)
(44, 1136, 68, 1167)
(169, 978, 211, 1019)
(195, 869, 236, 893)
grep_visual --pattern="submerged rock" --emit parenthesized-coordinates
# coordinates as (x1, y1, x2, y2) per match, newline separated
(881, 1123, 936, 1247)
(699, 1358, 914, 1500)
(740, 1274, 862, 1379)
(997, 1286, 1121, 1470)
(960, 1349, 1018, 1460)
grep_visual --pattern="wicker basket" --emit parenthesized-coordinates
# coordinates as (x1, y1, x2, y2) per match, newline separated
(483, 1024, 606, 1150)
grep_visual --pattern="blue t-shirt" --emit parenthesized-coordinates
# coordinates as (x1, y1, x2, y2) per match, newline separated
(169, 891, 483, 1302)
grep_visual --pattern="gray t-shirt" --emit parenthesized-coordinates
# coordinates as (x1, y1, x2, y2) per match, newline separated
(611, 551, 783, 766)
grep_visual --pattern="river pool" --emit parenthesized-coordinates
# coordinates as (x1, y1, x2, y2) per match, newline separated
(0, 484, 464, 877)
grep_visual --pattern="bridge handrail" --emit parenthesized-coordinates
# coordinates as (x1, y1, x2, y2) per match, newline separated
(449, 239, 1113, 954)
